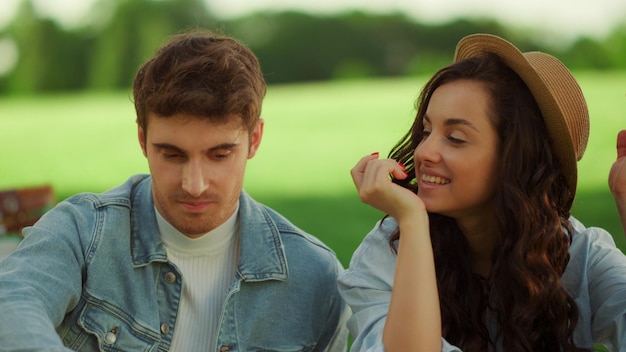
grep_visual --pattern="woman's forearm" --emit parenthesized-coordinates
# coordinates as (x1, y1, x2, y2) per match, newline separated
(383, 212, 441, 352)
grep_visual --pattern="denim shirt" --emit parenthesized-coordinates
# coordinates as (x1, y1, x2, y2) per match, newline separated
(337, 216, 626, 352)
(0, 174, 349, 352)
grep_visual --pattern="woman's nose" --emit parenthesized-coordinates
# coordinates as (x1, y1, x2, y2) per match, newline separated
(414, 135, 441, 164)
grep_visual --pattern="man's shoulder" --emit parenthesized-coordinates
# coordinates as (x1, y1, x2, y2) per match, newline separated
(262, 203, 332, 245)
(247, 199, 339, 269)
(62, 174, 150, 208)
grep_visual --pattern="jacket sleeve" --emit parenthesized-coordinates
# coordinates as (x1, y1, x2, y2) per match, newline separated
(319, 258, 351, 352)
(0, 200, 87, 351)
(337, 220, 461, 352)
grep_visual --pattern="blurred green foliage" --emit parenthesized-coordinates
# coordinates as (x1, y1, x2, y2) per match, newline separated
(1, 0, 625, 94)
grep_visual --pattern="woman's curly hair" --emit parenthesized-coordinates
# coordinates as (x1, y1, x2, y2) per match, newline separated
(387, 53, 587, 351)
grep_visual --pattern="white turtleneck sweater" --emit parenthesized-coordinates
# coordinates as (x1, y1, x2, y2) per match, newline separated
(155, 205, 240, 351)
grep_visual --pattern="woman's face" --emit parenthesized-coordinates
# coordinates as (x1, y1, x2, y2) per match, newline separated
(414, 79, 500, 222)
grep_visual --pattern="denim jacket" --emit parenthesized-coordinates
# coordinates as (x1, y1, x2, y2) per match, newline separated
(337, 216, 626, 351)
(0, 174, 349, 352)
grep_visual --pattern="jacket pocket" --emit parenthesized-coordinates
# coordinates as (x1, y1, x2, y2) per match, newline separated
(76, 302, 161, 352)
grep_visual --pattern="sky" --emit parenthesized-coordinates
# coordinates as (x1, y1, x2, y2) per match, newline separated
(0, 0, 625, 43)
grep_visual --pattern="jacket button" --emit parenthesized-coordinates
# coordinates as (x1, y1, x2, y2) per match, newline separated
(160, 323, 170, 335)
(104, 332, 117, 344)
(165, 272, 176, 283)
(219, 346, 233, 352)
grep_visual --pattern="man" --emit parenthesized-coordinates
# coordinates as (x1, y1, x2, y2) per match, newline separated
(610, 129, 626, 235)
(0, 29, 348, 351)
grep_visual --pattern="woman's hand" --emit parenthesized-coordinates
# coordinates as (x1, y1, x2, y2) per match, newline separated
(351, 153, 425, 221)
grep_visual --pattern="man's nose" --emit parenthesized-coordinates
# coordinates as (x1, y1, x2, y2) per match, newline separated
(182, 160, 209, 197)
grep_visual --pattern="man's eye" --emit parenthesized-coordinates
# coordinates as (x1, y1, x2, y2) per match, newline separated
(212, 152, 230, 160)
(163, 153, 183, 159)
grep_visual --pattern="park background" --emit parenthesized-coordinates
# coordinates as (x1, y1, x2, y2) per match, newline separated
(1, 0, 625, 270)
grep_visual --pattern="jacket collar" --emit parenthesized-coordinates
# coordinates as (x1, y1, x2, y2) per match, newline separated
(129, 175, 288, 281)
(129, 175, 168, 266)
(236, 190, 288, 281)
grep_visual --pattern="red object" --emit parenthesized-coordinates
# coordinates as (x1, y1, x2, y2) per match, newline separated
(0, 185, 55, 235)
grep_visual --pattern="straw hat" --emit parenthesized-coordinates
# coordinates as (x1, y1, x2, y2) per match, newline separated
(454, 33, 589, 203)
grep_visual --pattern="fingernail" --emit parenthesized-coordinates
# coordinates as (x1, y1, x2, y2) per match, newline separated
(371, 152, 379, 156)
(398, 162, 406, 170)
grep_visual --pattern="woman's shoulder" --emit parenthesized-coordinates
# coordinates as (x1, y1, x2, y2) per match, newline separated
(564, 216, 626, 292)
(339, 218, 398, 283)
(569, 216, 619, 251)
(354, 217, 398, 257)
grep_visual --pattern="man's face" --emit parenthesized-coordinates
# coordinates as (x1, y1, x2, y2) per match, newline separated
(139, 113, 263, 238)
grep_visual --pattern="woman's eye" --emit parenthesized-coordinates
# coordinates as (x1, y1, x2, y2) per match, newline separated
(447, 135, 466, 144)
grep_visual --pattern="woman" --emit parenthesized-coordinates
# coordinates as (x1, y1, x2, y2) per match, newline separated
(338, 33, 626, 351)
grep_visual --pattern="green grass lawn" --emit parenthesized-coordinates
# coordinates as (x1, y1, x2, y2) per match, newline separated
(1, 73, 625, 267)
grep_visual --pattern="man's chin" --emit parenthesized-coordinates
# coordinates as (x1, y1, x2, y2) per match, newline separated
(168, 214, 217, 236)
(173, 225, 216, 238)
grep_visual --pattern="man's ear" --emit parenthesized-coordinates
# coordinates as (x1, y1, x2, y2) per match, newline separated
(247, 119, 264, 159)
(138, 125, 147, 157)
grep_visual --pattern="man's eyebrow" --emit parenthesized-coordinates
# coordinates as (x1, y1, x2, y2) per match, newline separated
(152, 143, 183, 151)
(207, 143, 240, 151)
(151, 142, 240, 152)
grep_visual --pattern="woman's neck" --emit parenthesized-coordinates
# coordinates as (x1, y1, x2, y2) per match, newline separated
(456, 215, 498, 278)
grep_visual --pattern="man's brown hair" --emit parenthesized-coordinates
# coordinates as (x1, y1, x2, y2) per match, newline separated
(133, 29, 266, 134)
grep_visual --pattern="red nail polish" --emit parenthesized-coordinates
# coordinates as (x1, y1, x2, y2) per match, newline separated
(398, 162, 406, 170)
(371, 152, 379, 156)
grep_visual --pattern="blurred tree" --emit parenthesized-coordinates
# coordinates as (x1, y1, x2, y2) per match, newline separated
(88, 0, 216, 90)
(0, 1, 622, 94)
(226, 12, 347, 82)
(3, 0, 94, 93)
(227, 12, 527, 84)
(563, 36, 614, 70)
(604, 24, 626, 70)
(2, 0, 40, 93)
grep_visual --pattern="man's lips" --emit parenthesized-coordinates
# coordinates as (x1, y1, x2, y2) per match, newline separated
(179, 200, 214, 213)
